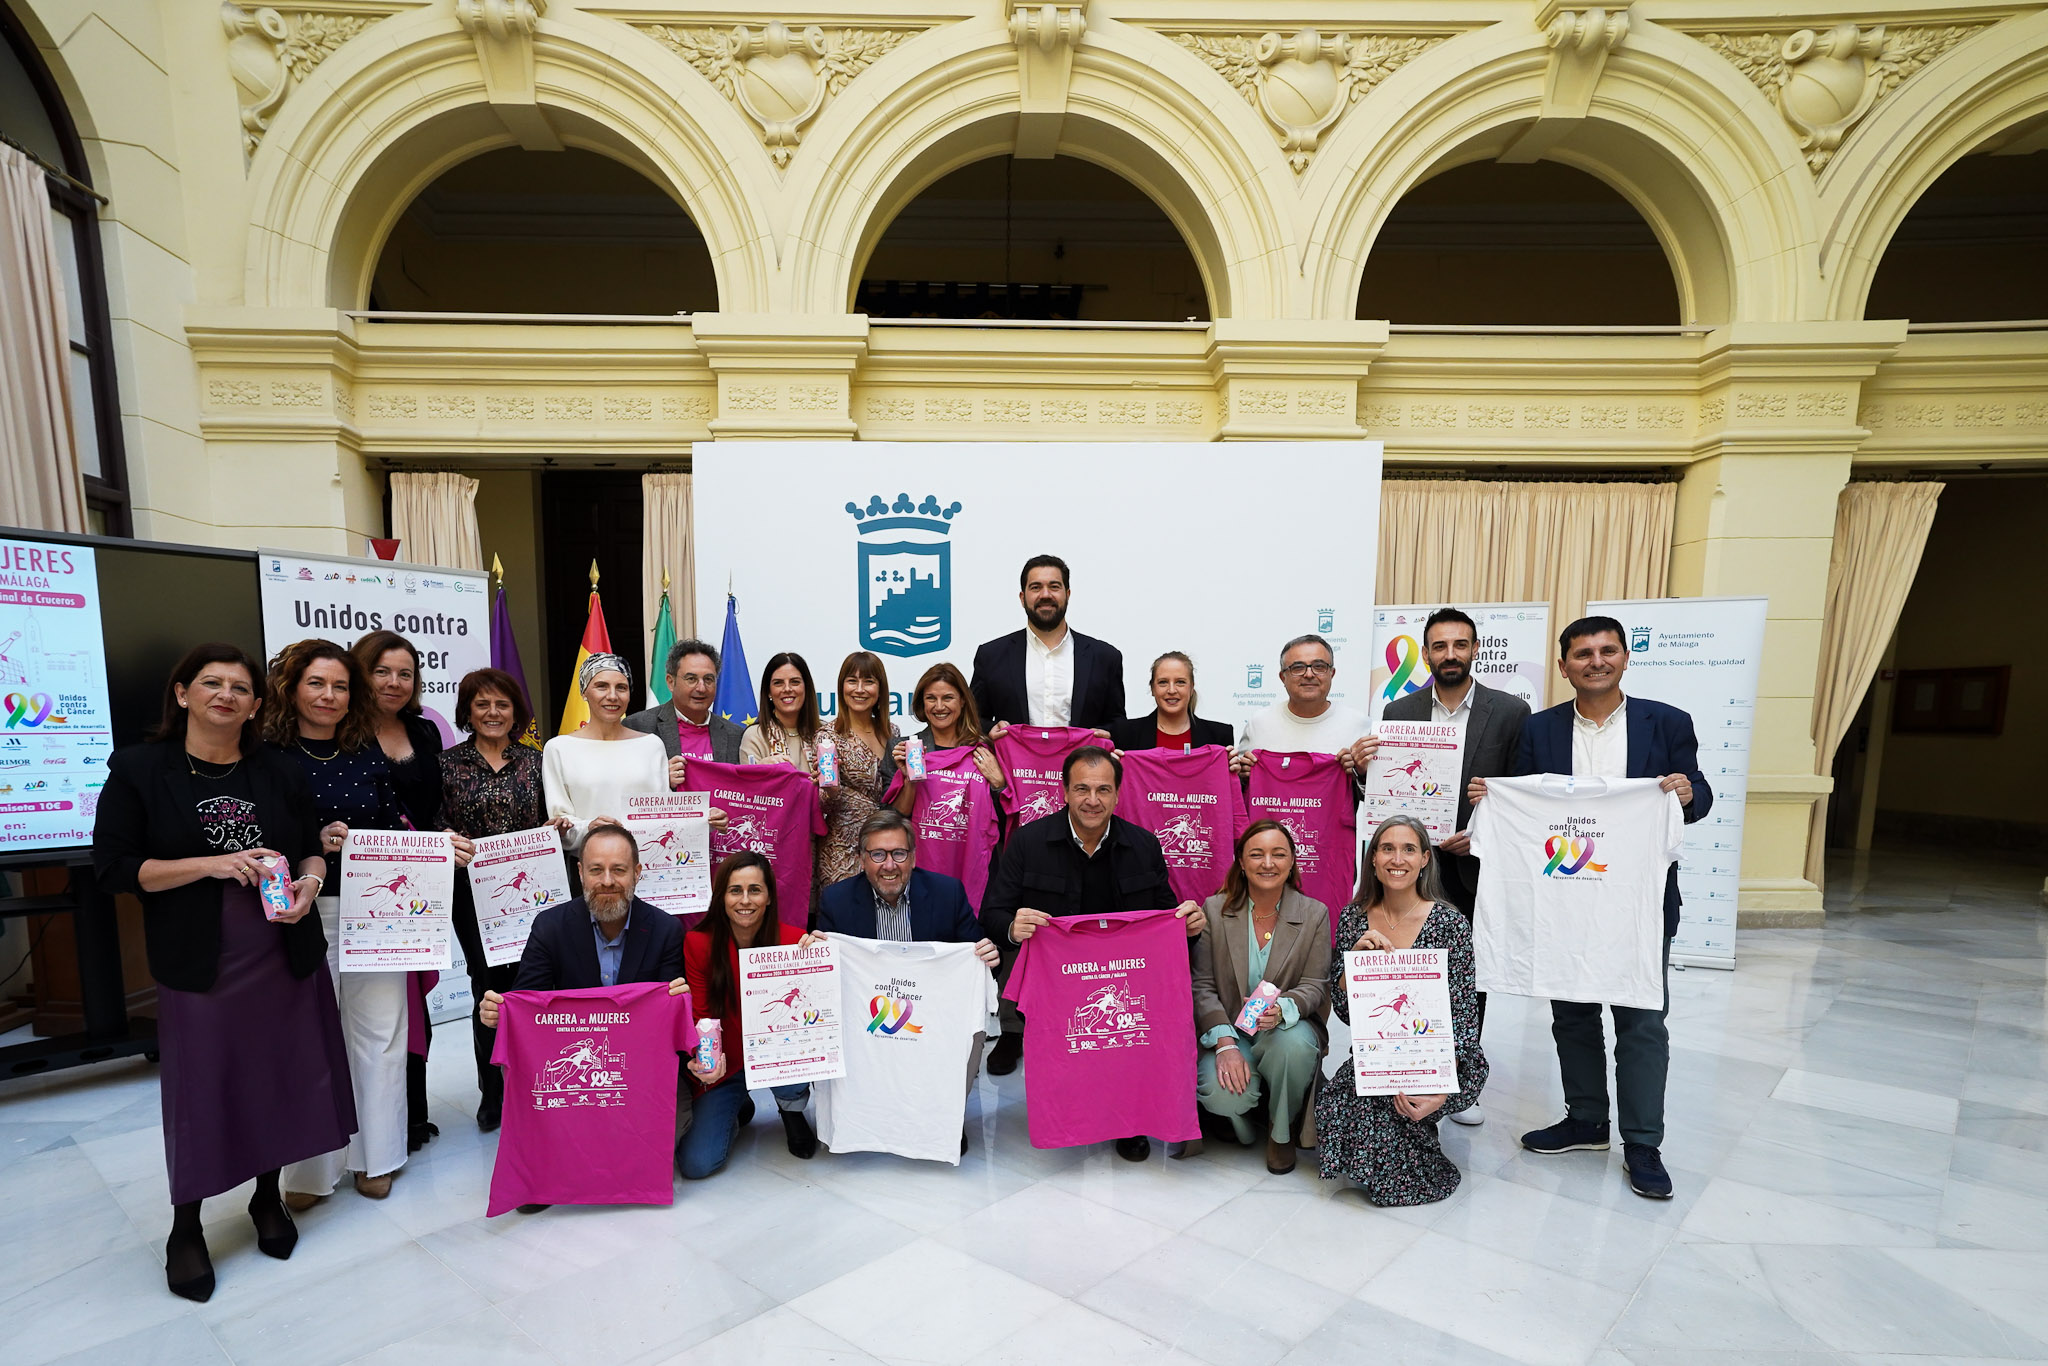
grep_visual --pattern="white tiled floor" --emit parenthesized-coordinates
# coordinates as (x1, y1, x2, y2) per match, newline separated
(3, 846, 2046, 1366)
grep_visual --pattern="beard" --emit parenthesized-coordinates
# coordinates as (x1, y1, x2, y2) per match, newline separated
(588, 888, 631, 925)
(1432, 659, 1468, 688)
(1029, 598, 1067, 630)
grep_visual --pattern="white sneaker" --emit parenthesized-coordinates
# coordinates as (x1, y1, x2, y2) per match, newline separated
(1449, 1105, 1484, 1127)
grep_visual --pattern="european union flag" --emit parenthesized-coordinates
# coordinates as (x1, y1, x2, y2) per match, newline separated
(713, 594, 756, 726)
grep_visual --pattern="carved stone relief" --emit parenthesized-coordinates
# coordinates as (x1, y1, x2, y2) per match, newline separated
(221, 5, 385, 158)
(1172, 30, 1443, 172)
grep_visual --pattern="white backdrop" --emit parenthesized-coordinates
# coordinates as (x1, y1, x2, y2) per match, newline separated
(259, 548, 491, 746)
(692, 442, 1383, 737)
(1587, 596, 1767, 971)
(1367, 602, 1551, 722)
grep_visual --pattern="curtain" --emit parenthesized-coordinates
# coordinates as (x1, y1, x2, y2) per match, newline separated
(0, 144, 86, 533)
(1376, 480, 1676, 702)
(1805, 481, 1943, 886)
(643, 472, 695, 682)
(389, 471, 483, 569)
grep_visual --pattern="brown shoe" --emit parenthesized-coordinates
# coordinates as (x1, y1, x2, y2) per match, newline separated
(283, 1191, 324, 1213)
(353, 1171, 395, 1199)
(1265, 1137, 1296, 1175)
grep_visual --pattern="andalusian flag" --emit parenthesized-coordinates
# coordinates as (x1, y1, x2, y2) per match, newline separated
(648, 573, 678, 706)
(557, 561, 612, 735)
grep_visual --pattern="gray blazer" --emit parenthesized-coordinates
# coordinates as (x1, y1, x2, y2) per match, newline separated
(1381, 678, 1530, 894)
(1192, 885, 1332, 1044)
(622, 699, 744, 764)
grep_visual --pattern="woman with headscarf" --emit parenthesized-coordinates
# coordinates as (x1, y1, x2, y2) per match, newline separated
(541, 652, 670, 846)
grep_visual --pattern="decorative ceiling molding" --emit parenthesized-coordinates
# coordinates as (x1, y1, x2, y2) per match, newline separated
(1170, 30, 1446, 173)
(638, 21, 918, 169)
(1689, 21, 1991, 172)
(221, 4, 402, 160)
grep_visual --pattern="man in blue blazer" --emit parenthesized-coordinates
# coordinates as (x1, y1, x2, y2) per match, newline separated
(969, 554, 1127, 730)
(1472, 615, 1711, 1202)
(816, 811, 999, 960)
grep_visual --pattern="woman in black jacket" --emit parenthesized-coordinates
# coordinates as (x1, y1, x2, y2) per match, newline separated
(1107, 651, 1235, 753)
(92, 643, 354, 1302)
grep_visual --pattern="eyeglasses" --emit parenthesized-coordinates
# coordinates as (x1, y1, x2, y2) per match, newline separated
(862, 848, 912, 865)
(1280, 661, 1335, 678)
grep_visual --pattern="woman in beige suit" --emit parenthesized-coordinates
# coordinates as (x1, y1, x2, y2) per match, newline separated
(1192, 819, 1332, 1174)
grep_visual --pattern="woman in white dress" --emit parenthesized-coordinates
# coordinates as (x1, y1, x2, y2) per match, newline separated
(542, 653, 670, 847)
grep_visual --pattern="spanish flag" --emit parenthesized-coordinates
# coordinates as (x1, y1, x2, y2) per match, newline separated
(557, 561, 612, 735)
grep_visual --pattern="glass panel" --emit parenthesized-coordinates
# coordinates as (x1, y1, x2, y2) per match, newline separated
(69, 349, 100, 477)
(47, 206, 86, 341)
(86, 504, 107, 536)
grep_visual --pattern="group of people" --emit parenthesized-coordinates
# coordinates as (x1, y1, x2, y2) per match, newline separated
(92, 550, 1710, 1303)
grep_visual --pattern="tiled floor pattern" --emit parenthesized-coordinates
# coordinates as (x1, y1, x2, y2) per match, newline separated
(2, 848, 2045, 1365)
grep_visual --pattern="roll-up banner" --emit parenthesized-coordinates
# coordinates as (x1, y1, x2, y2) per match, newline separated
(1586, 596, 1767, 971)
(257, 548, 490, 747)
(1368, 602, 1552, 721)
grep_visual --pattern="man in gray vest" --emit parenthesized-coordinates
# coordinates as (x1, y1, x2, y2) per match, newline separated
(625, 638, 744, 788)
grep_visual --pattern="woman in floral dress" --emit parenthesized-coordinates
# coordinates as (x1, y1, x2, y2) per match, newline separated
(1317, 814, 1488, 1205)
(814, 651, 901, 892)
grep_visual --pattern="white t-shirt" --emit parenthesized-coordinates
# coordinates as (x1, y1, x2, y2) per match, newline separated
(541, 732, 670, 844)
(1466, 774, 1682, 1010)
(815, 936, 995, 1165)
(1241, 700, 1370, 757)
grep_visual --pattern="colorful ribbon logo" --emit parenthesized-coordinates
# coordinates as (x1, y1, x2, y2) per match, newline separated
(1380, 636, 1429, 701)
(3, 693, 53, 728)
(867, 994, 922, 1035)
(1542, 836, 1608, 876)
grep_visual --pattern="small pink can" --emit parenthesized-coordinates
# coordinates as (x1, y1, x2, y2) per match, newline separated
(695, 1018, 721, 1072)
(1235, 980, 1281, 1033)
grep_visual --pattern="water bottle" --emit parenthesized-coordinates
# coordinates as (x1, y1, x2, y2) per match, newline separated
(903, 734, 927, 781)
(258, 855, 294, 921)
(1234, 980, 1281, 1032)
(815, 731, 840, 789)
(695, 1019, 721, 1073)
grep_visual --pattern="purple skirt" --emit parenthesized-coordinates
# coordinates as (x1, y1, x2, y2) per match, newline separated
(156, 884, 357, 1204)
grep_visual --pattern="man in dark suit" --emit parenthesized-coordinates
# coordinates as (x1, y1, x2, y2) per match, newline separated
(1380, 607, 1531, 1114)
(1472, 615, 1712, 1202)
(816, 810, 1000, 961)
(979, 747, 1206, 1161)
(625, 638, 745, 787)
(477, 825, 697, 1202)
(969, 554, 1127, 730)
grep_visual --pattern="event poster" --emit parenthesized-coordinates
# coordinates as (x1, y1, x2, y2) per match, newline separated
(257, 548, 489, 746)
(738, 940, 845, 1089)
(1360, 720, 1463, 842)
(467, 825, 572, 966)
(340, 829, 456, 971)
(1344, 948, 1460, 1097)
(0, 537, 113, 853)
(1369, 602, 1551, 721)
(691, 442, 1382, 738)
(623, 791, 713, 917)
(1587, 596, 1766, 970)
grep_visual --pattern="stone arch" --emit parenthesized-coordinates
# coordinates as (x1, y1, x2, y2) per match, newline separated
(1817, 13, 2048, 320)
(1306, 20, 1823, 323)
(782, 19, 1299, 318)
(243, 8, 773, 310)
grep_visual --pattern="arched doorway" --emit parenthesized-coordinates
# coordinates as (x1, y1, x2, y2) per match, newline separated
(1357, 160, 1682, 325)
(1865, 136, 2048, 322)
(367, 147, 717, 314)
(856, 155, 1210, 321)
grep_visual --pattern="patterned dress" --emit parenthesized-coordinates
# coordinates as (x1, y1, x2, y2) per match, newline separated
(814, 725, 900, 893)
(1315, 901, 1489, 1206)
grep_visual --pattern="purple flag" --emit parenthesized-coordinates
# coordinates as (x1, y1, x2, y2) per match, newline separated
(491, 585, 542, 748)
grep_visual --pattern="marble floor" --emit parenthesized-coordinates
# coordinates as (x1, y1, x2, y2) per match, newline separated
(3, 847, 2046, 1366)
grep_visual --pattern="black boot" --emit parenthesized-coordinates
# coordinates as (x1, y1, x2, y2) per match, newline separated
(782, 1108, 818, 1159)
(166, 1201, 214, 1302)
(986, 1032, 1023, 1076)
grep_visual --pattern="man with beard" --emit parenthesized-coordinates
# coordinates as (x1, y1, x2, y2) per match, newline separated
(477, 825, 691, 1200)
(1378, 607, 1529, 1121)
(969, 554, 1127, 731)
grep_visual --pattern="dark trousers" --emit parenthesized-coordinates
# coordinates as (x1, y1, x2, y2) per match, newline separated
(1438, 858, 1487, 1038)
(1550, 935, 1670, 1148)
(451, 880, 521, 1111)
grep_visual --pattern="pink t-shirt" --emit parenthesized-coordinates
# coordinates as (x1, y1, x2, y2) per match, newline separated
(674, 719, 714, 764)
(1248, 750, 1359, 936)
(684, 758, 828, 927)
(992, 726, 1102, 827)
(1115, 746, 1249, 905)
(487, 981, 697, 1216)
(1003, 908, 1200, 1148)
(882, 746, 1002, 908)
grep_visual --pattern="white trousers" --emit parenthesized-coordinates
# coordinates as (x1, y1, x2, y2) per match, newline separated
(283, 897, 409, 1191)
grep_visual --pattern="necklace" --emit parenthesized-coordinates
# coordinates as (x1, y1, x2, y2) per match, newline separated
(186, 750, 240, 779)
(1252, 904, 1279, 945)
(297, 736, 342, 761)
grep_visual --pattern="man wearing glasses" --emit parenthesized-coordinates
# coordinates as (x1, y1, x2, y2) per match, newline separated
(1231, 633, 1375, 776)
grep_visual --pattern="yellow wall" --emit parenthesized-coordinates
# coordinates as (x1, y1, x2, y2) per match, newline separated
(472, 470, 549, 721)
(1877, 477, 2048, 834)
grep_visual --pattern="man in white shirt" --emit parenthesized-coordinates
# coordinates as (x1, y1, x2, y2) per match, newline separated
(1231, 634, 1374, 775)
(969, 554, 1127, 731)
